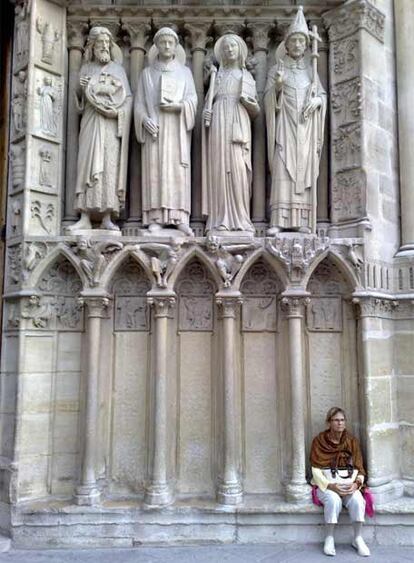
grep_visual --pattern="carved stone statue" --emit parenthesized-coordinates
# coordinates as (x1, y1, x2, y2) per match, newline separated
(74, 236, 123, 287)
(264, 7, 326, 235)
(69, 27, 132, 232)
(202, 34, 259, 234)
(136, 239, 183, 288)
(206, 235, 259, 288)
(135, 27, 197, 236)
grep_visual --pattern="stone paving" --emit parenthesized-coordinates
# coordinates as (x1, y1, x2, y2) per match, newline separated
(0, 544, 413, 563)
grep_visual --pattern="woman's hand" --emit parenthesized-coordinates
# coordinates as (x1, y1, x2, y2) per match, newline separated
(328, 482, 359, 496)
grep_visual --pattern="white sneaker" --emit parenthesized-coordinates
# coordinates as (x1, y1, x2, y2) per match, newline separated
(352, 536, 371, 557)
(323, 535, 336, 556)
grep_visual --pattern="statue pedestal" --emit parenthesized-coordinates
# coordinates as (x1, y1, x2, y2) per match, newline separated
(63, 228, 122, 238)
(138, 227, 189, 239)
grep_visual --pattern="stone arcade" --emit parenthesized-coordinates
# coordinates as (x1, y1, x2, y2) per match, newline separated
(0, 0, 414, 549)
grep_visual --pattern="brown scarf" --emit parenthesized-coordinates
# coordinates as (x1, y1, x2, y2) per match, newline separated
(310, 429, 366, 475)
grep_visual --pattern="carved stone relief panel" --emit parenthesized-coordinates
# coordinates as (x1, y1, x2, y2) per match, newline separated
(332, 122, 362, 170)
(34, 257, 84, 331)
(331, 78, 362, 127)
(331, 38, 360, 83)
(241, 260, 280, 332)
(308, 259, 349, 297)
(31, 139, 59, 194)
(177, 261, 215, 332)
(307, 297, 343, 332)
(11, 70, 28, 140)
(14, 1, 30, 70)
(29, 194, 57, 235)
(6, 244, 22, 288)
(112, 259, 151, 332)
(8, 194, 23, 238)
(10, 143, 25, 193)
(34, 0, 64, 71)
(34, 69, 63, 140)
(331, 168, 365, 222)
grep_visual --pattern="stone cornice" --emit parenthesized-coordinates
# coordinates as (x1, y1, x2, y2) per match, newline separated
(323, 0, 385, 44)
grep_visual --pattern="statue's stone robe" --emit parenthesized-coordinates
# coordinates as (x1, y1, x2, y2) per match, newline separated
(135, 58, 197, 226)
(75, 61, 131, 218)
(265, 55, 326, 230)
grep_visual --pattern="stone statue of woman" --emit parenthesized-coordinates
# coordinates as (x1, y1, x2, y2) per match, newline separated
(202, 34, 259, 235)
(264, 7, 326, 235)
(135, 27, 197, 236)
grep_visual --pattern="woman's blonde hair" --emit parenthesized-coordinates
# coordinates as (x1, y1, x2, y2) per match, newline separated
(325, 406, 346, 424)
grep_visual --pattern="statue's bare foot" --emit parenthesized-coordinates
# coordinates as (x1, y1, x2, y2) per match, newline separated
(177, 223, 194, 237)
(66, 213, 92, 232)
(100, 214, 120, 231)
(216, 225, 227, 231)
(148, 223, 162, 233)
(267, 226, 281, 236)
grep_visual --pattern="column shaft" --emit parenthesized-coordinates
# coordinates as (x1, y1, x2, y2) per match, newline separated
(395, 0, 414, 250)
(190, 47, 206, 223)
(252, 48, 267, 223)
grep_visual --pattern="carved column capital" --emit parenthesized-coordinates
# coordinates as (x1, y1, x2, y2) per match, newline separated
(247, 22, 272, 53)
(184, 22, 210, 53)
(67, 20, 89, 51)
(89, 19, 120, 40)
(281, 296, 310, 318)
(122, 20, 151, 52)
(79, 296, 110, 318)
(148, 295, 176, 318)
(352, 296, 398, 318)
(323, 0, 385, 44)
(214, 21, 245, 37)
(216, 294, 243, 319)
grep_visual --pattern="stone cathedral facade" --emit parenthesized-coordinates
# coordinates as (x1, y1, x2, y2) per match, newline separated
(0, 0, 413, 548)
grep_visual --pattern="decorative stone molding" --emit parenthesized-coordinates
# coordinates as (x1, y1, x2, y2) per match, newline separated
(67, 19, 89, 51)
(323, 0, 385, 44)
(184, 22, 210, 53)
(280, 295, 310, 318)
(247, 22, 273, 53)
(267, 236, 328, 283)
(79, 296, 110, 319)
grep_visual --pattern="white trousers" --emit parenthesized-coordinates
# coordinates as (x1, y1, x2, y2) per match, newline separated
(316, 487, 366, 524)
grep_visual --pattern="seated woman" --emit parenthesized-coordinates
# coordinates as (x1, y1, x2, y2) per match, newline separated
(310, 407, 370, 557)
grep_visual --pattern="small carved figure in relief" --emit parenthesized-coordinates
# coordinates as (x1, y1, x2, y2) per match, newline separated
(136, 239, 183, 288)
(10, 144, 25, 190)
(206, 236, 259, 288)
(39, 146, 53, 187)
(36, 17, 60, 65)
(21, 295, 53, 329)
(74, 237, 123, 287)
(202, 34, 259, 234)
(12, 70, 27, 135)
(68, 27, 132, 232)
(38, 76, 58, 136)
(15, 1, 31, 66)
(264, 7, 326, 235)
(135, 27, 197, 236)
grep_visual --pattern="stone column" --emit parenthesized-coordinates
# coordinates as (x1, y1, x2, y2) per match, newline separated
(353, 296, 403, 503)
(122, 21, 150, 229)
(63, 20, 88, 226)
(316, 30, 329, 224)
(145, 294, 176, 506)
(75, 295, 109, 506)
(395, 0, 414, 252)
(281, 295, 311, 503)
(215, 294, 243, 505)
(184, 23, 209, 227)
(248, 23, 271, 225)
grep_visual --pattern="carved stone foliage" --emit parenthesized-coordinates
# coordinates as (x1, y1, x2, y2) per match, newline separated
(331, 78, 362, 126)
(266, 235, 328, 282)
(36, 258, 84, 331)
(177, 260, 215, 332)
(353, 297, 398, 319)
(30, 199, 54, 234)
(308, 259, 349, 297)
(324, 0, 385, 44)
(240, 260, 279, 332)
(111, 259, 151, 331)
(306, 297, 343, 332)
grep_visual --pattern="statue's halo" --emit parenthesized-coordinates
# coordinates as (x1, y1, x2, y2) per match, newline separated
(148, 44, 186, 66)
